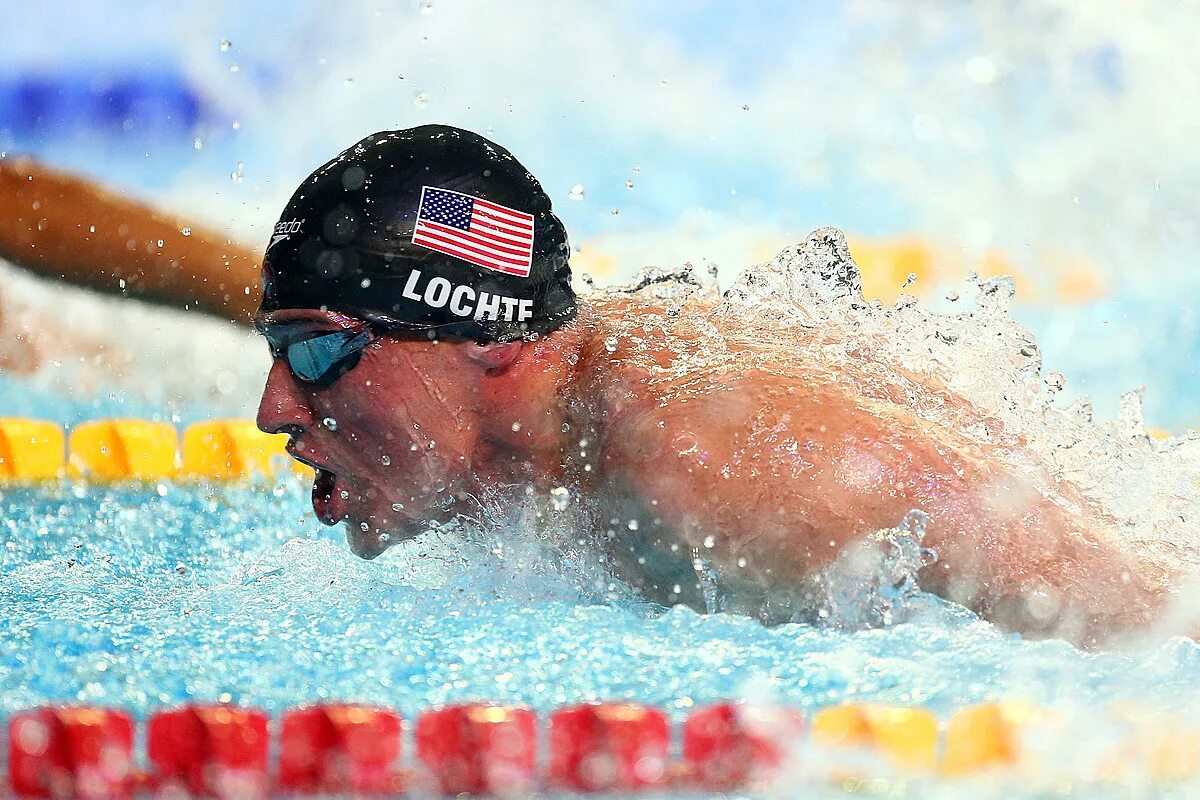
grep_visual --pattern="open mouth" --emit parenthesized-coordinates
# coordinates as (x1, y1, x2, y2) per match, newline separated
(287, 446, 347, 526)
(311, 467, 343, 525)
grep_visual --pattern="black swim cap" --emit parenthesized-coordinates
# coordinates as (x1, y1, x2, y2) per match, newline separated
(260, 125, 576, 343)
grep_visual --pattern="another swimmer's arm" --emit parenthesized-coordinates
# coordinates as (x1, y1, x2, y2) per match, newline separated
(0, 156, 260, 325)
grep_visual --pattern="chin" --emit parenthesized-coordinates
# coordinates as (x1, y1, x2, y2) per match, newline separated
(342, 514, 431, 560)
(345, 523, 390, 560)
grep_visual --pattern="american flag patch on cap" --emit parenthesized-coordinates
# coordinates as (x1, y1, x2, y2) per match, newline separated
(411, 186, 535, 277)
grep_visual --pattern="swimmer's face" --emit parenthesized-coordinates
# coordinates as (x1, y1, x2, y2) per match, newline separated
(255, 308, 497, 558)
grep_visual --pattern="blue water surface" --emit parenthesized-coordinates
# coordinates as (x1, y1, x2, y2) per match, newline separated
(4, 385, 1200, 797)
(4, 469, 1200, 721)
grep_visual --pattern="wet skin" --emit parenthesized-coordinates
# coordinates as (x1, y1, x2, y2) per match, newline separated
(255, 307, 580, 559)
(257, 298, 1171, 648)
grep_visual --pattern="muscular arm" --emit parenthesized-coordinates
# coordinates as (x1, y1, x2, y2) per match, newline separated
(599, 368, 1168, 647)
(0, 156, 259, 324)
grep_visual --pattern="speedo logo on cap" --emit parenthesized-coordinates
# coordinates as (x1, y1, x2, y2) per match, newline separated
(411, 186, 535, 278)
(269, 218, 304, 250)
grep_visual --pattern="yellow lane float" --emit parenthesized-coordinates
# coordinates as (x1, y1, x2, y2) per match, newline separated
(0, 418, 65, 480)
(812, 704, 938, 772)
(181, 419, 298, 480)
(68, 419, 179, 480)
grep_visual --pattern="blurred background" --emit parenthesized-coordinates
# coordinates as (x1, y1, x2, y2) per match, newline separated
(1, 0, 1197, 428)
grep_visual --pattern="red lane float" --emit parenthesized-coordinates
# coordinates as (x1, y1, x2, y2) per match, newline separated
(8, 707, 134, 800)
(278, 704, 402, 795)
(683, 702, 805, 789)
(147, 705, 269, 799)
(548, 703, 670, 792)
(9, 699, 1149, 794)
(415, 704, 537, 795)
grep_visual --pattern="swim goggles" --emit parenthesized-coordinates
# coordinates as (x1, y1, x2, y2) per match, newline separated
(260, 322, 377, 387)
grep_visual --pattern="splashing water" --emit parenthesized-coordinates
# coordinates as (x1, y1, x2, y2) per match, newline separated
(603, 229, 1200, 635)
(817, 510, 940, 631)
(7, 230, 1200, 793)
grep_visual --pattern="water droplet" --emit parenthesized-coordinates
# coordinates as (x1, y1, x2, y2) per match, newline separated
(378, 532, 391, 543)
(175, 562, 188, 575)
(741, 104, 750, 112)
(156, 239, 165, 248)
(219, 39, 232, 52)
(568, 184, 585, 201)
(180, 227, 192, 236)
(511, 422, 522, 432)
(737, 557, 748, 568)
(627, 519, 639, 531)
(632, 165, 641, 173)
(413, 91, 429, 108)
(625, 180, 634, 190)
(343, 77, 354, 87)
(604, 336, 618, 353)
(610, 208, 620, 216)
(427, 441, 436, 450)
(702, 535, 715, 548)
(360, 522, 370, 532)
(946, 290, 960, 302)
(561, 422, 570, 433)
(659, 78, 670, 87)
(391, 502, 405, 512)
(193, 138, 203, 150)
(229, 63, 240, 73)
(340, 490, 350, 500)
(901, 272, 917, 288)
(381, 455, 392, 466)
(230, 161, 244, 183)
(360, 278, 371, 288)
(322, 417, 337, 431)
(550, 486, 570, 511)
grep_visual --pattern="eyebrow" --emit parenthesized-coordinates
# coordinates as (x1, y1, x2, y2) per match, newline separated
(253, 316, 340, 336)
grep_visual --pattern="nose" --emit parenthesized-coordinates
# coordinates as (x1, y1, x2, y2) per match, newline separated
(257, 359, 315, 435)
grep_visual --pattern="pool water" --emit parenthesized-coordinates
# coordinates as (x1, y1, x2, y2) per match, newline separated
(4, 473, 1200, 791)
(5, 239, 1200, 795)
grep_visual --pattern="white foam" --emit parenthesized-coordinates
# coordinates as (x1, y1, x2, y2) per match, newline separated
(0, 258, 264, 420)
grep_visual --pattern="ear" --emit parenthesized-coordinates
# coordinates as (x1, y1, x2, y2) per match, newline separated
(464, 341, 522, 371)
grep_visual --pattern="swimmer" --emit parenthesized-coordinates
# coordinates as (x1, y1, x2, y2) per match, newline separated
(252, 125, 1173, 648)
(0, 133, 1174, 647)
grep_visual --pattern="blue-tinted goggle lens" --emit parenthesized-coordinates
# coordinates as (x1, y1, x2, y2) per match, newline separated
(264, 325, 374, 387)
